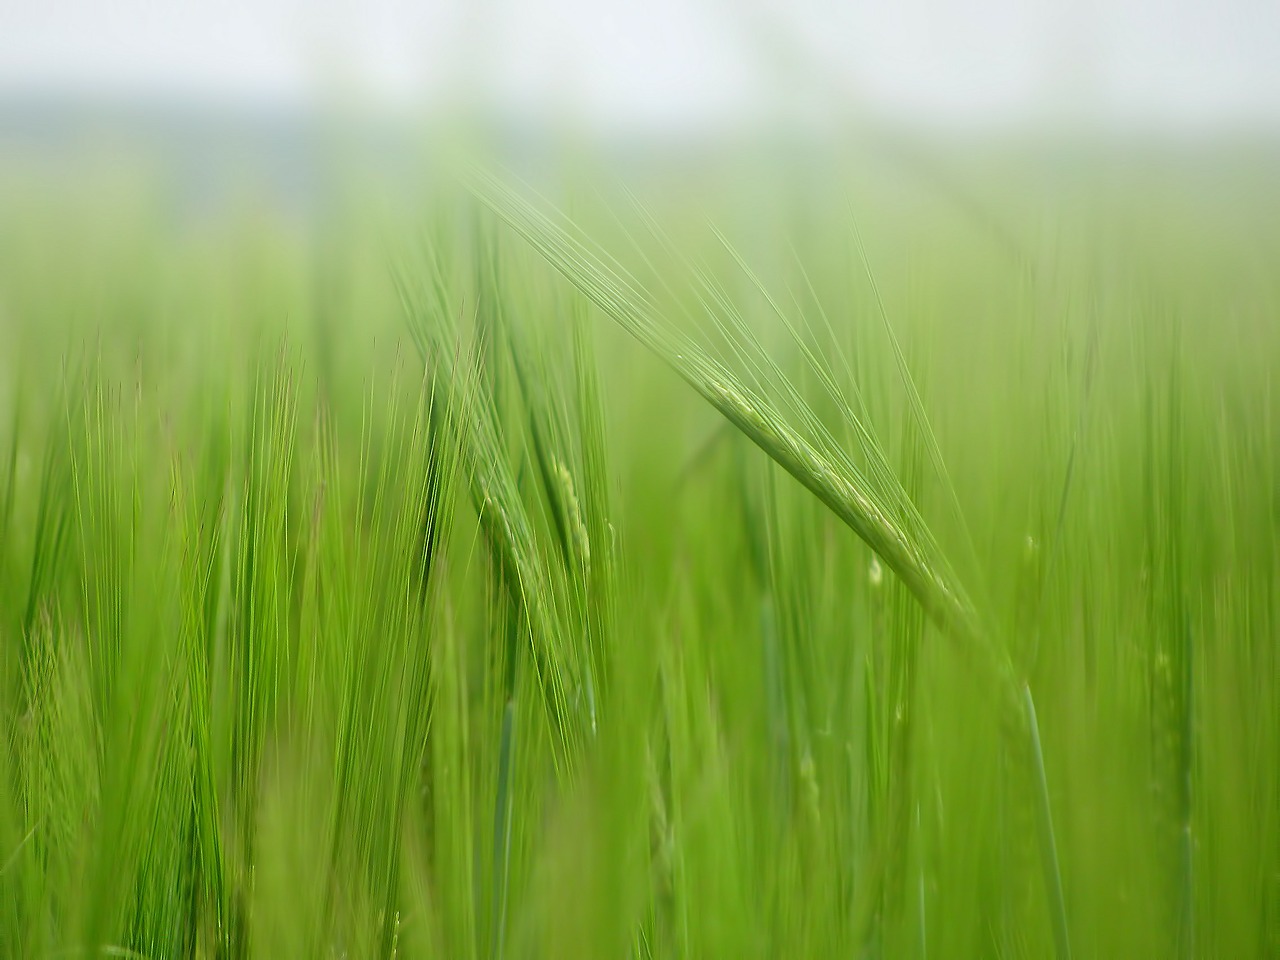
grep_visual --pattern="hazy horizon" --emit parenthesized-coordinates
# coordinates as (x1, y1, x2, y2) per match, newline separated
(2, 0, 1279, 137)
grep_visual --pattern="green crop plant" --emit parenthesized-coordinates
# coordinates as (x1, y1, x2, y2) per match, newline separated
(0, 141, 1276, 959)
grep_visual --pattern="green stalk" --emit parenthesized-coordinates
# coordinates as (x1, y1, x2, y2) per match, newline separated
(1023, 683, 1072, 960)
(1177, 618, 1195, 960)
(490, 698, 516, 960)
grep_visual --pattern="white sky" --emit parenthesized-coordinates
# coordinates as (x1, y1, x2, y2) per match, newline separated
(1, 0, 1278, 130)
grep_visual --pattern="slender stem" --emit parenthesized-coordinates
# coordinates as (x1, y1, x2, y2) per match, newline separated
(1178, 619, 1195, 960)
(1023, 683, 1072, 960)
(491, 698, 516, 960)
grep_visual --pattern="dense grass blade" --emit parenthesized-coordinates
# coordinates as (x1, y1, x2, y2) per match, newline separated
(1023, 684, 1072, 960)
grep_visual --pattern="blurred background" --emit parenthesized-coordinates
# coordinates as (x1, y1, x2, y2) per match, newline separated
(4, 0, 1280, 127)
(3, 0, 1279, 175)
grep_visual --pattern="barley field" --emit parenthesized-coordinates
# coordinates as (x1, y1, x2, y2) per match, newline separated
(0, 137, 1277, 958)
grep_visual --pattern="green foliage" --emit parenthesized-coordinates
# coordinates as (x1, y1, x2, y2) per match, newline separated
(0, 146, 1277, 959)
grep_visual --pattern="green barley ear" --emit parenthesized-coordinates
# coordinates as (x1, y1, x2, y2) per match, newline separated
(552, 457, 591, 576)
(395, 253, 586, 764)
(463, 168, 995, 666)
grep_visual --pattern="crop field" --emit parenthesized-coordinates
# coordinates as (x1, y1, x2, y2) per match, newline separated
(0, 140, 1277, 958)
